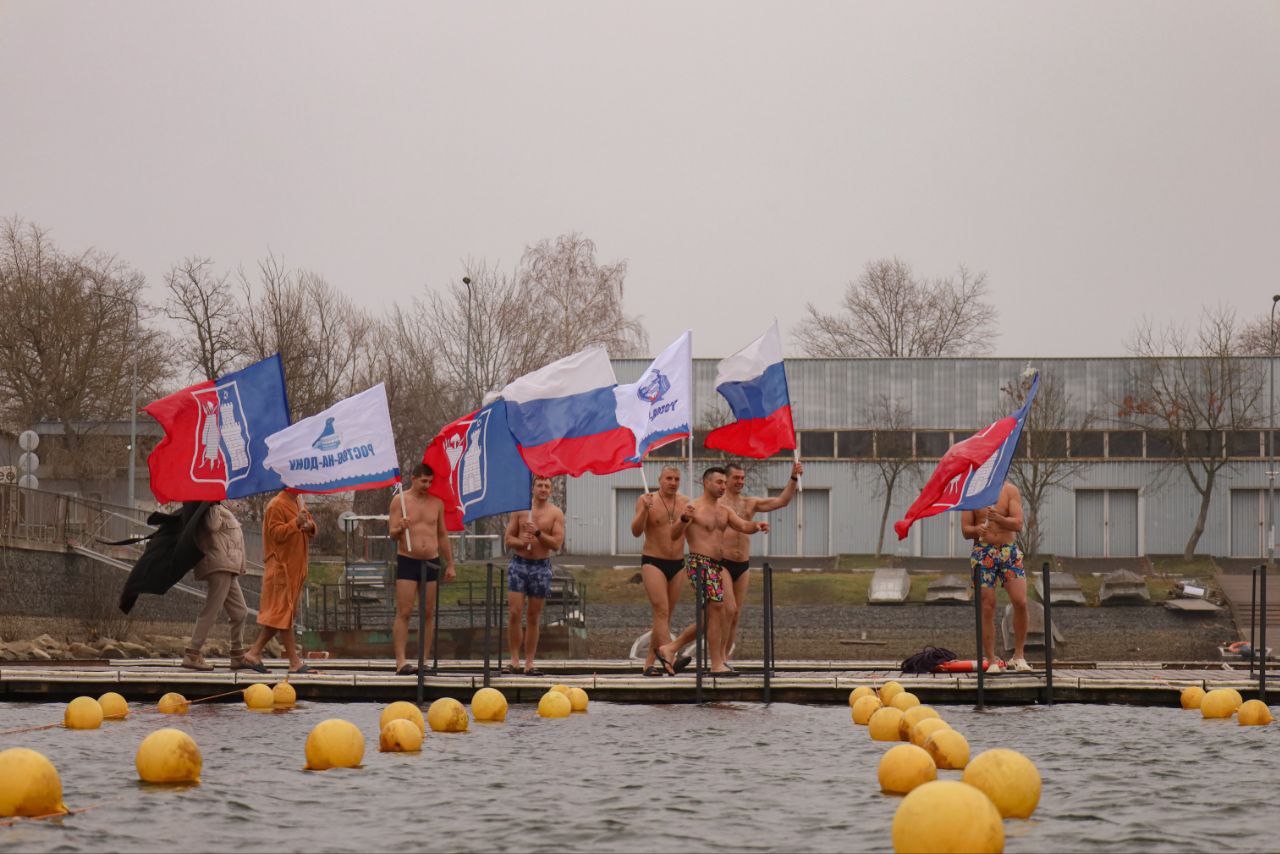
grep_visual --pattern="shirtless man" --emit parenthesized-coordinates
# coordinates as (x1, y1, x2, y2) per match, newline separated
(961, 481, 1030, 673)
(502, 476, 565, 676)
(658, 466, 769, 676)
(719, 460, 804, 666)
(630, 466, 690, 677)
(388, 463, 456, 676)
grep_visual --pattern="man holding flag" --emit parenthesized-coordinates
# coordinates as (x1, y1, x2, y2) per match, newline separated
(962, 482, 1029, 672)
(388, 463, 455, 676)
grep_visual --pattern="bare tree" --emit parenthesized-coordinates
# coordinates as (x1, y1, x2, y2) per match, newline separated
(1000, 370, 1094, 558)
(794, 258, 995, 357)
(861, 396, 920, 557)
(164, 256, 242, 381)
(1118, 306, 1265, 558)
(0, 217, 170, 479)
(519, 233, 649, 359)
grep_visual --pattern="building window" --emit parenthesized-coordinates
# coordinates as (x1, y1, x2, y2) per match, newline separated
(1184, 430, 1222, 458)
(1146, 431, 1176, 458)
(649, 439, 684, 459)
(1028, 430, 1068, 458)
(1228, 431, 1262, 458)
(799, 431, 835, 458)
(876, 430, 913, 458)
(1108, 431, 1143, 458)
(837, 430, 874, 458)
(915, 432, 951, 458)
(1069, 431, 1104, 457)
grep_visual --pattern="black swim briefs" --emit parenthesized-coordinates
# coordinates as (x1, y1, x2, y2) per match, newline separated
(642, 555, 685, 581)
(396, 555, 441, 584)
(722, 558, 750, 581)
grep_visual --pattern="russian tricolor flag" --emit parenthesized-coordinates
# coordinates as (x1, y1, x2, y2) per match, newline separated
(501, 346, 639, 477)
(703, 321, 797, 459)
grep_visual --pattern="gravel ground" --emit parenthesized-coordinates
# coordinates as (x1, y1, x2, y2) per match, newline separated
(586, 602, 1238, 662)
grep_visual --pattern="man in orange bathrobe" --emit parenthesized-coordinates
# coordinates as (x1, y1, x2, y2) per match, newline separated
(241, 489, 316, 673)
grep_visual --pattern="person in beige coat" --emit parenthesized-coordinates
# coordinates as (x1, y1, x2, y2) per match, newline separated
(182, 502, 251, 671)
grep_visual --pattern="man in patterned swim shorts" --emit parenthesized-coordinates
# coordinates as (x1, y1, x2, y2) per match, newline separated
(961, 481, 1030, 673)
(502, 476, 564, 676)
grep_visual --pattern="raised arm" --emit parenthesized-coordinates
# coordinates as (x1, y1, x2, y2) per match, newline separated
(630, 493, 652, 538)
(754, 462, 804, 512)
(671, 503, 696, 542)
(726, 510, 768, 535)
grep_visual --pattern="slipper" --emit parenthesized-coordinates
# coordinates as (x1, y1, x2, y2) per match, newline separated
(396, 664, 417, 676)
(643, 665, 666, 677)
(288, 664, 315, 675)
(654, 650, 676, 676)
(672, 654, 693, 674)
(500, 664, 518, 675)
(711, 669, 740, 679)
(523, 668, 546, 677)
(235, 659, 269, 674)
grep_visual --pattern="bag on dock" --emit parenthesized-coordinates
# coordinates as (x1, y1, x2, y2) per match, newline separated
(900, 646, 957, 674)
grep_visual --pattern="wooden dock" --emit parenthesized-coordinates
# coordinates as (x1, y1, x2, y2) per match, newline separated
(1, 660, 1271, 706)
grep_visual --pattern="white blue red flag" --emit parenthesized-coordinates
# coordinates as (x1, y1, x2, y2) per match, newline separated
(614, 330, 693, 461)
(894, 372, 1040, 540)
(501, 346, 638, 477)
(262, 384, 401, 494)
(422, 400, 533, 531)
(703, 321, 797, 459)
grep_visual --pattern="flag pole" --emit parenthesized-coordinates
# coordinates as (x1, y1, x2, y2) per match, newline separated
(397, 481, 412, 552)
(793, 438, 803, 557)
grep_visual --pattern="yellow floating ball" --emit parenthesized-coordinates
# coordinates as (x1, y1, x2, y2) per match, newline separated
(852, 694, 883, 725)
(1179, 686, 1205, 710)
(899, 705, 940, 739)
(923, 728, 970, 770)
(538, 690, 572, 719)
(243, 683, 274, 710)
(1225, 688, 1244, 709)
(892, 780, 1004, 854)
(890, 692, 921, 712)
(98, 691, 129, 720)
(64, 696, 104, 730)
(304, 719, 364, 770)
(136, 728, 202, 783)
(1238, 699, 1274, 726)
(551, 684, 573, 697)
(879, 743, 938, 795)
(869, 706, 906, 742)
(567, 687, 589, 713)
(1201, 688, 1239, 719)
(0, 748, 68, 817)
(910, 717, 951, 748)
(379, 718, 424, 752)
(381, 700, 426, 734)
(272, 682, 297, 707)
(157, 692, 189, 715)
(471, 688, 508, 722)
(879, 681, 904, 705)
(963, 748, 1041, 819)
(427, 697, 469, 733)
(849, 686, 876, 707)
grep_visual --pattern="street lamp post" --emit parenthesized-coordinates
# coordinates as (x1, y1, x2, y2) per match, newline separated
(93, 289, 139, 511)
(1265, 294, 1278, 698)
(462, 275, 473, 562)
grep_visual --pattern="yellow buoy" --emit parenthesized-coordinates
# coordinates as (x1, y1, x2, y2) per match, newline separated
(64, 696, 104, 730)
(1225, 688, 1244, 709)
(304, 719, 365, 770)
(963, 748, 1041, 819)
(538, 690, 572, 719)
(551, 684, 573, 697)
(381, 700, 426, 734)
(567, 687, 589, 713)
(1238, 699, 1274, 726)
(923, 728, 970, 770)
(852, 694, 883, 725)
(426, 697, 469, 733)
(849, 685, 876, 707)
(157, 692, 189, 715)
(1200, 688, 1238, 719)
(868, 706, 906, 742)
(892, 780, 1004, 854)
(136, 728, 202, 783)
(910, 717, 951, 748)
(878, 681, 904, 705)
(890, 691, 921, 712)
(272, 682, 297, 707)
(879, 744, 937, 795)
(243, 683, 274, 710)
(471, 688, 508, 722)
(1179, 686, 1205, 710)
(0, 748, 68, 817)
(98, 691, 129, 720)
(899, 705, 940, 739)
(379, 718, 424, 752)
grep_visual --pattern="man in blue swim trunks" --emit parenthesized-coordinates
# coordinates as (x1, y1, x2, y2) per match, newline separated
(961, 481, 1030, 673)
(503, 476, 564, 676)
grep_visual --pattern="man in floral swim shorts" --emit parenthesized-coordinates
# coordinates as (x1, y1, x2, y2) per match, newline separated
(961, 481, 1031, 673)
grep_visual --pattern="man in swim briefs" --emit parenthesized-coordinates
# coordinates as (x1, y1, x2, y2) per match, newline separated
(961, 481, 1031, 673)
(502, 476, 565, 676)
(389, 463, 456, 676)
(630, 465, 690, 677)
(658, 466, 769, 677)
(719, 460, 803, 667)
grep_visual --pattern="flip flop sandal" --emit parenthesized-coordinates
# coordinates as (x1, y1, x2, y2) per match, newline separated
(672, 655, 693, 674)
(500, 664, 518, 675)
(523, 668, 546, 677)
(288, 664, 315, 675)
(654, 651, 677, 676)
(711, 669, 740, 679)
(396, 664, 417, 676)
(643, 665, 666, 677)
(236, 660, 269, 674)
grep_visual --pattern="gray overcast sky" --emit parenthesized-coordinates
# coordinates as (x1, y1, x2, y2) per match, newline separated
(2, 1, 1277, 358)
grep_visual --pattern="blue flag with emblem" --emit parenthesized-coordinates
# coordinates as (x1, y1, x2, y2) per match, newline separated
(457, 399, 533, 523)
(216, 354, 292, 499)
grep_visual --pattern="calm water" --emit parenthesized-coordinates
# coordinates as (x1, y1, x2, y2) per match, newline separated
(1, 699, 1278, 852)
